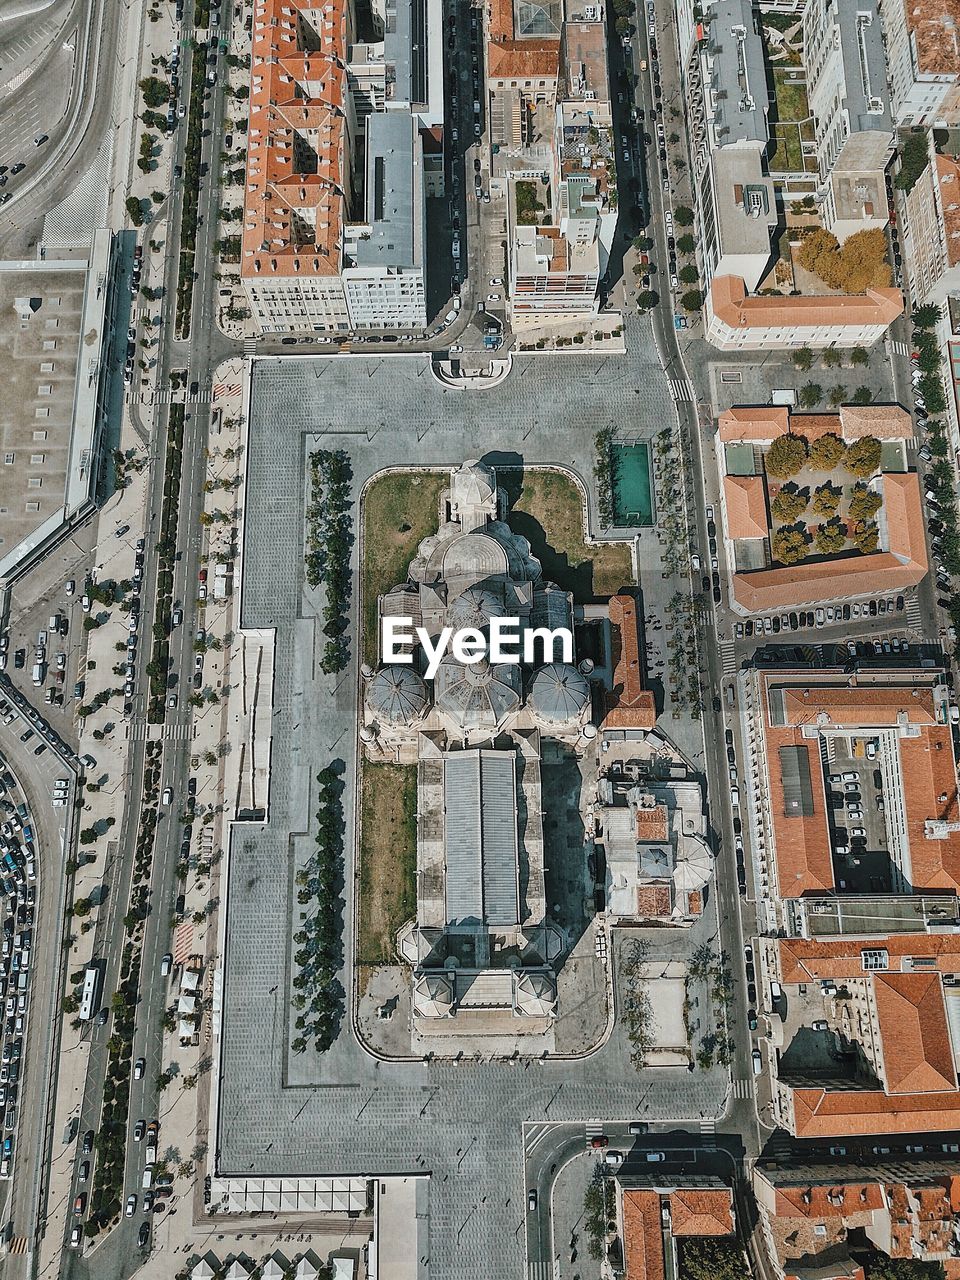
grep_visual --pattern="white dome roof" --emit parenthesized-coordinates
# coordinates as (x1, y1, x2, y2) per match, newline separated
(366, 665, 428, 725)
(435, 656, 521, 732)
(528, 663, 590, 726)
(447, 584, 505, 630)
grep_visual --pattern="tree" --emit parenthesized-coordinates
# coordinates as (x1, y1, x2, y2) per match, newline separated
(677, 233, 696, 255)
(633, 234, 653, 252)
(798, 381, 823, 409)
(678, 263, 699, 284)
(125, 196, 144, 228)
(680, 289, 703, 311)
(815, 519, 847, 555)
(848, 483, 882, 522)
(138, 76, 169, 108)
(912, 302, 941, 329)
(673, 205, 694, 226)
(827, 383, 847, 407)
(678, 1238, 751, 1280)
(822, 348, 842, 367)
(771, 485, 808, 522)
(637, 289, 659, 311)
(812, 483, 841, 516)
(844, 435, 882, 477)
(850, 345, 870, 366)
(766, 433, 807, 479)
(792, 346, 814, 371)
(808, 433, 846, 469)
(772, 526, 808, 565)
(851, 385, 873, 406)
(614, 14, 632, 34)
(852, 521, 880, 554)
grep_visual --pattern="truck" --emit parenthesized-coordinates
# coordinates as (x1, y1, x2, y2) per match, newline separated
(31, 663, 43, 687)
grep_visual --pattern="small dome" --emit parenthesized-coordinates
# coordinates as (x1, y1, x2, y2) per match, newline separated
(528, 663, 590, 726)
(448, 585, 504, 630)
(451, 459, 497, 506)
(366, 665, 428, 726)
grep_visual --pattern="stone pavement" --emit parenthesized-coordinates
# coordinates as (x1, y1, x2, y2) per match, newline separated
(215, 333, 727, 1279)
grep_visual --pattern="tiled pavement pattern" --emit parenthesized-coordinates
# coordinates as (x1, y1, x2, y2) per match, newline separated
(218, 337, 727, 1278)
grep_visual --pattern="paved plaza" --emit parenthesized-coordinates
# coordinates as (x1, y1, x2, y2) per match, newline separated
(217, 329, 727, 1278)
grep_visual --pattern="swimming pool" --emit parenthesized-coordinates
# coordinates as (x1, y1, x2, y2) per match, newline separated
(612, 442, 654, 527)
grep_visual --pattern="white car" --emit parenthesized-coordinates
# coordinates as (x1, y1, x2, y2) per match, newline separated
(162, 787, 173, 805)
(125, 1194, 137, 1217)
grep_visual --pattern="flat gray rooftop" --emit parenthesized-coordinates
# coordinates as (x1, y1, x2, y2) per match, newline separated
(354, 111, 420, 269)
(707, 0, 770, 145)
(0, 267, 84, 572)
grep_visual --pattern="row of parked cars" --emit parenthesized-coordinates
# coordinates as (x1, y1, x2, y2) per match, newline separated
(0, 761, 37, 1179)
(735, 597, 906, 640)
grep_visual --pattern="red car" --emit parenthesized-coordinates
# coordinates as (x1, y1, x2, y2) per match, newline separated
(590, 1135, 609, 1149)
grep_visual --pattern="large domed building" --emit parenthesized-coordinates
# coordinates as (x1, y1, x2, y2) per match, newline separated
(361, 461, 591, 1037)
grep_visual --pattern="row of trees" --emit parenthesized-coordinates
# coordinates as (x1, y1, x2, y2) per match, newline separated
(305, 449, 353, 673)
(175, 42, 208, 336)
(593, 428, 616, 526)
(772, 481, 881, 524)
(148, 405, 186, 721)
(772, 518, 878, 566)
(766, 432, 882, 480)
(291, 767, 345, 1053)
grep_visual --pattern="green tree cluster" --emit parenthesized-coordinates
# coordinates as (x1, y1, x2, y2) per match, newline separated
(844, 435, 882, 477)
(798, 227, 892, 292)
(808, 433, 846, 470)
(766, 433, 807, 479)
(771, 485, 808, 522)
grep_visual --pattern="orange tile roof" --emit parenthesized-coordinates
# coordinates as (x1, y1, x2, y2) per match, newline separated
(873, 972, 957, 1093)
(838, 404, 915, 440)
(241, 0, 349, 281)
(710, 275, 904, 331)
(623, 1191, 665, 1280)
(777, 682, 939, 727)
(778, 933, 960, 985)
(937, 154, 960, 269)
(723, 475, 769, 539)
(635, 883, 673, 918)
(792, 1086, 960, 1137)
(899, 725, 960, 891)
(763, 728, 835, 895)
(635, 805, 669, 842)
(669, 1189, 734, 1236)
(718, 406, 791, 442)
(906, 0, 960, 76)
(686, 889, 703, 915)
(604, 594, 657, 731)
(772, 1182, 885, 1218)
(486, 0, 560, 80)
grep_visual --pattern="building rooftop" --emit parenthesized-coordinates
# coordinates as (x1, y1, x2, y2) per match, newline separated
(668, 1189, 734, 1237)
(351, 112, 422, 270)
(603, 594, 657, 730)
(443, 749, 521, 927)
(487, 0, 560, 79)
(836, 0, 890, 131)
(622, 1191, 666, 1280)
(938, 153, 960, 268)
(710, 275, 904, 332)
(705, 0, 770, 145)
(723, 475, 768, 540)
(873, 970, 957, 1093)
(904, 0, 960, 76)
(719, 404, 913, 443)
(711, 148, 777, 260)
(559, 18, 608, 104)
(242, 0, 349, 281)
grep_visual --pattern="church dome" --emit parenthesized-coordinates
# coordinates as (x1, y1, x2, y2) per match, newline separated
(451, 460, 497, 506)
(528, 663, 590, 727)
(447, 584, 505, 630)
(434, 656, 521, 733)
(366, 665, 428, 726)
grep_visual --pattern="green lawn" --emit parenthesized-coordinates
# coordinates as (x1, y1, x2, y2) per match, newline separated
(772, 72, 810, 121)
(360, 469, 448, 664)
(357, 762, 417, 967)
(769, 123, 805, 174)
(502, 468, 634, 600)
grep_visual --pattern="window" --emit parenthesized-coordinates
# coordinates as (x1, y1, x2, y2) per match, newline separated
(861, 948, 889, 971)
(3, 454, 13, 466)
(30, 455, 45, 465)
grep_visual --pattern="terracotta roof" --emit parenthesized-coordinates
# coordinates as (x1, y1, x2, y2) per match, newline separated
(792, 1086, 960, 1137)
(635, 883, 673, 918)
(778, 933, 960, 985)
(718, 405, 912, 444)
(604, 594, 657, 730)
(838, 404, 915, 440)
(686, 889, 703, 915)
(723, 475, 769, 540)
(773, 1182, 885, 1218)
(937, 154, 960, 269)
(873, 971, 957, 1093)
(718, 406, 791, 441)
(486, 0, 560, 80)
(635, 805, 669, 842)
(623, 1191, 665, 1280)
(710, 275, 904, 331)
(899, 724, 960, 891)
(905, 0, 960, 76)
(777, 682, 938, 727)
(763, 728, 835, 896)
(241, 0, 349, 281)
(669, 1189, 734, 1236)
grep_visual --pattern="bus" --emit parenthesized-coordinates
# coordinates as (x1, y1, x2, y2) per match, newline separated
(78, 964, 104, 1022)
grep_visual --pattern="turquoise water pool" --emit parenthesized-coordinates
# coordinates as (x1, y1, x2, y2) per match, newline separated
(612, 442, 654, 527)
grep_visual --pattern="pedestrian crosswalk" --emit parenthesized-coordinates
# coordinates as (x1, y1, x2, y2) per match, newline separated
(731, 1078, 753, 1099)
(889, 339, 910, 356)
(164, 722, 193, 741)
(668, 378, 694, 403)
(699, 1118, 716, 1134)
(719, 640, 736, 677)
(4, 1236, 26, 1254)
(243, 337, 259, 356)
(906, 596, 922, 630)
(527, 1263, 548, 1280)
(129, 720, 192, 742)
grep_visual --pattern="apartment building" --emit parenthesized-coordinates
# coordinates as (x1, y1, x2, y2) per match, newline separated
(803, 0, 892, 240)
(705, 275, 903, 349)
(688, 0, 777, 294)
(501, 5, 618, 318)
(902, 135, 960, 304)
(240, 0, 437, 334)
(880, 0, 960, 126)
